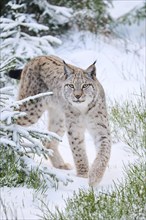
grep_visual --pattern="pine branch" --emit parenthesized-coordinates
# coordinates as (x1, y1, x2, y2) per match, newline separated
(0, 84, 72, 188)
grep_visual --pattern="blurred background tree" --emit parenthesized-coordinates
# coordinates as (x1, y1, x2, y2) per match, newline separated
(1, 0, 145, 69)
(116, 2, 146, 25)
(1, 0, 113, 35)
(48, 0, 113, 33)
(0, 0, 71, 66)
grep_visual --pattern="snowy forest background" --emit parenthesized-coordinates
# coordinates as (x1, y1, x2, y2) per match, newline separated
(0, 0, 146, 219)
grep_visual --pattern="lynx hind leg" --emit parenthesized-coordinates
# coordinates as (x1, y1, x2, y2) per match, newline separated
(16, 67, 49, 126)
(46, 107, 72, 170)
(16, 97, 47, 126)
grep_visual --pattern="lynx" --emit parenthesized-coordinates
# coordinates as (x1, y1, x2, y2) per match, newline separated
(9, 55, 111, 186)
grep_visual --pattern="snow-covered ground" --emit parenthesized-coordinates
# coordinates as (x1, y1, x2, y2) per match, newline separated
(1, 1, 145, 219)
(0, 142, 138, 219)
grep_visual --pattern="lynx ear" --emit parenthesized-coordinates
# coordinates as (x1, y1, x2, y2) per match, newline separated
(86, 61, 96, 80)
(63, 60, 73, 79)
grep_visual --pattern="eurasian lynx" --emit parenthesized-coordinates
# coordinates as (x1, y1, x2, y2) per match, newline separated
(10, 55, 111, 186)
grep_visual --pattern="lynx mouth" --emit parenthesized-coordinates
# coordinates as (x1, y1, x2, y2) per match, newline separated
(73, 100, 85, 103)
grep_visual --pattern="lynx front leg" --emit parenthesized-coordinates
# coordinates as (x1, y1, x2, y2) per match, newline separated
(88, 115, 111, 187)
(66, 113, 89, 178)
(46, 108, 71, 170)
(89, 137, 111, 187)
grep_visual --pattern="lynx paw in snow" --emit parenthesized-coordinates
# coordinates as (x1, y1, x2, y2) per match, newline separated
(88, 169, 102, 187)
(77, 172, 88, 178)
(89, 176, 100, 187)
(59, 163, 72, 170)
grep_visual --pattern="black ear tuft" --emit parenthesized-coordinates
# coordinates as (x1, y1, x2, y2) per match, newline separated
(63, 60, 73, 79)
(92, 60, 97, 65)
(86, 61, 97, 80)
(8, 69, 22, 80)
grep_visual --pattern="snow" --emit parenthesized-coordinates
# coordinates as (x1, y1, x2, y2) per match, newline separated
(110, 0, 145, 19)
(33, 0, 73, 24)
(1, 1, 145, 219)
(1, 142, 138, 219)
(21, 22, 49, 32)
(0, 137, 16, 147)
(7, 2, 25, 10)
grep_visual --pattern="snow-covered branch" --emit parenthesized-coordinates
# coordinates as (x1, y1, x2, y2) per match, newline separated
(0, 2, 62, 65)
(0, 85, 72, 188)
(33, 0, 72, 18)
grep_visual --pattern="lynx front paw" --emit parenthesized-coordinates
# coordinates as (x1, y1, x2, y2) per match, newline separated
(88, 156, 108, 187)
(77, 172, 88, 178)
(88, 168, 102, 187)
(89, 165, 104, 187)
(58, 163, 72, 170)
(76, 165, 89, 178)
(89, 175, 100, 187)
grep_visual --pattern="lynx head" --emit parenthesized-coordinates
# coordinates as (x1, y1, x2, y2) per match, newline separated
(62, 61, 98, 109)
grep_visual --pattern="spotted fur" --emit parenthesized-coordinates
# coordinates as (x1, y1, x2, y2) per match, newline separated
(16, 55, 111, 186)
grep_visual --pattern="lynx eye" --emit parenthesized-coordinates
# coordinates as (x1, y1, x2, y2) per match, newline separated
(82, 84, 90, 89)
(68, 84, 74, 88)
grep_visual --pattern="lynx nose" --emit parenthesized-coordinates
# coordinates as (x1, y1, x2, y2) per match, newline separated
(75, 94, 81, 99)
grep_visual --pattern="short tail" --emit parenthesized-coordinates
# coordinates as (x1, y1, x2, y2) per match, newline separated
(8, 69, 22, 80)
